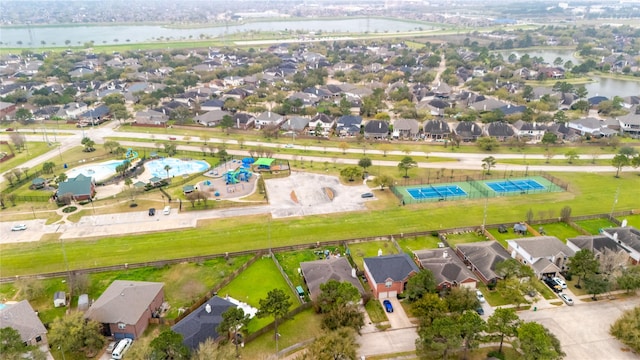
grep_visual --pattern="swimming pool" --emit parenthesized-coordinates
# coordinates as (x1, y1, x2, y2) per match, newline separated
(65, 160, 128, 183)
(485, 179, 545, 193)
(144, 158, 210, 179)
(407, 185, 468, 200)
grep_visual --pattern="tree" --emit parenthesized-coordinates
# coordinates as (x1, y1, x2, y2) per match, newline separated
(459, 310, 486, 359)
(220, 115, 234, 134)
(405, 270, 436, 302)
(358, 157, 372, 174)
(103, 140, 121, 153)
(416, 313, 462, 360)
(164, 164, 172, 179)
(338, 141, 349, 154)
(15, 108, 32, 124)
(115, 160, 131, 178)
(48, 312, 105, 356)
(564, 150, 579, 164)
(316, 280, 360, 313)
(616, 267, 640, 293)
(217, 307, 250, 358)
(398, 156, 417, 178)
(0, 327, 28, 357)
(298, 327, 359, 360)
(9, 132, 26, 151)
(372, 174, 393, 190)
(3, 172, 15, 186)
(164, 143, 177, 156)
(487, 307, 521, 354)
(568, 249, 599, 288)
(541, 132, 557, 148)
(257, 288, 292, 355)
(517, 322, 564, 360)
(81, 137, 95, 152)
(522, 85, 534, 101)
(482, 156, 496, 175)
(191, 338, 235, 360)
(495, 258, 534, 279)
(610, 306, 640, 354)
(339, 166, 362, 182)
(612, 154, 630, 178)
(444, 287, 479, 314)
(584, 274, 610, 300)
(150, 329, 190, 360)
(477, 136, 499, 151)
(412, 293, 448, 327)
(553, 110, 568, 123)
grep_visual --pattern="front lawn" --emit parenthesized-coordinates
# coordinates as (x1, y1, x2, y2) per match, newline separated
(574, 218, 618, 234)
(348, 240, 398, 270)
(476, 282, 514, 307)
(397, 235, 441, 254)
(538, 222, 584, 243)
(365, 298, 388, 323)
(217, 257, 296, 333)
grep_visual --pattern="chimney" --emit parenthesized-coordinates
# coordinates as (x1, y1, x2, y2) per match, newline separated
(205, 304, 211, 313)
(443, 250, 449, 258)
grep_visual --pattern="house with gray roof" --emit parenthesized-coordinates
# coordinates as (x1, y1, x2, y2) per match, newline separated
(513, 120, 546, 141)
(300, 257, 365, 301)
(231, 113, 255, 130)
(57, 174, 95, 201)
(308, 113, 335, 136)
(568, 117, 617, 137)
(85, 280, 164, 339)
(171, 296, 236, 350)
(392, 118, 421, 139)
(195, 110, 231, 127)
(363, 120, 389, 139)
(600, 226, 640, 264)
(363, 253, 419, 299)
(336, 115, 362, 137)
(617, 106, 640, 137)
(281, 116, 311, 133)
(413, 248, 478, 290)
(0, 300, 48, 348)
(455, 121, 484, 142)
(254, 111, 284, 129)
(423, 119, 451, 140)
(456, 241, 511, 284)
(507, 236, 575, 278)
(567, 235, 630, 265)
(134, 110, 168, 126)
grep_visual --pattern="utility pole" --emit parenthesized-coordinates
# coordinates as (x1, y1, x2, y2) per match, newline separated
(610, 186, 620, 218)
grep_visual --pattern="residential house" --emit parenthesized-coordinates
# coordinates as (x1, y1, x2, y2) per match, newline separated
(413, 248, 478, 290)
(300, 257, 366, 301)
(486, 122, 515, 141)
(363, 253, 419, 299)
(506, 236, 575, 278)
(456, 241, 511, 284)
(281, 116, 310, 133)
(468, 98, 507, 112)
(499, 104, 527, 117)
(455, 121, 484, 142)
(223, 76, 245, 87)
(0, 101, 16, 119)
(567, 235, 631, 264)
(336, 115, 362, 137)
(195, 110, 231, 127)
(56, 102, 88, 120)
(308, 113, 335, 136)
(0, 300, 48, 348)
(423, 119, 451, 140)
(599, 226, 640, 265)
(363, 120, 389, 140)
(254, 111, 284, 129)
(85, 280, 164, 339)
(200, 99, 225, 112)
(231, 113, 255, 130)
(56, 174, 95, 201)
(134, 110, 169, 126)
(78, 105, 110, 125)
(513, 120, 547, 141)
(568, 117, 617, 137)
(171, 296, 236, 350)
(432, 81, 452, 98)
(617, 106, 640, 137)
(420, 98, 450, 117)
(392, 118, 421, 139)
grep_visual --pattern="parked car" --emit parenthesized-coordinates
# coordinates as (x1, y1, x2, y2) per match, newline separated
(544, 278, 563, 293)
(475, 306, 485, 315)
(11, 224, 27, 231)
(148, 208, 156, 216)
(476, 289, 485, 303)
(383, 299, 393, 313)
(284, 144, 294, 148)
(106, 341, 116, 354)
(559, 293, 574, 306)
(552, 276, 567, 289)
(361, 192, 374, 198)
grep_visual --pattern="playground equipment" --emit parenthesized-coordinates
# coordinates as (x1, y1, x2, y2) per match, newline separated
(125, 148, 138, 161)
(225, 166, 252, 184)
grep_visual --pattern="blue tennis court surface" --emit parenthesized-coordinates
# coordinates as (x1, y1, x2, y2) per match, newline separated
(485, 179, 546, 193)
(407, 185, 468, 200)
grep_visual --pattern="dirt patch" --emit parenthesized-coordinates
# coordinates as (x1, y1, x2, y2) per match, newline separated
(290, 190, 299, 203)
(323, 187, 335, 201)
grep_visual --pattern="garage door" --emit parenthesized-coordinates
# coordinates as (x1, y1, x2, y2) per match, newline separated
(379, 290, 397, 299)
(460, 282, 476, 289)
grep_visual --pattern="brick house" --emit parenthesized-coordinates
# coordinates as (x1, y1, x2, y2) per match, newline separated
(363, 253, 419, 299)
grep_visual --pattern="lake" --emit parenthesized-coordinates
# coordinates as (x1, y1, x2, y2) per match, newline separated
(0, 18, 432, 47)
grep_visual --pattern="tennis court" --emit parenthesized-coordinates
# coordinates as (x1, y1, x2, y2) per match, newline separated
(485, 179, 545, 193)
(407, 185, 468, 200)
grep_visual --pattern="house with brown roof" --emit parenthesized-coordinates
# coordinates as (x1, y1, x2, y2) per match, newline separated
(0, 300, 48, 348)
(413, 248, 478, 290)
(456, 241, 511, 284)
(300, 257, 365, 301)
(507, 236, 575, 278)
(84, 280, 164, 339)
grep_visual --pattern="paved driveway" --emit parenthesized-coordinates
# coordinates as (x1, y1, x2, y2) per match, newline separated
(357, 327, 418, 358)
(381, 298, 413, 329)
(518, 295, 640, 360)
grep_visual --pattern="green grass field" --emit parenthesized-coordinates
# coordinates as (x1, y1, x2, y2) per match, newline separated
(488, 227, 536, 248)
(397, 235, 441, 254)
(620, 214, 640, 228)
(0, 142, 52, 174)
(539, 222, 584, 243)
(348, 240, 399, 270)
(574, 218, 618, 235)
(217, 257, 296, 333)
(443, 231, 487, 249)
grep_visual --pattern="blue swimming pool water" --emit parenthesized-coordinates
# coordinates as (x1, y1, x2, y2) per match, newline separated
(407, 185, 467, 200)
(485, 179, 545, 193)
(145, 158, 210, 179)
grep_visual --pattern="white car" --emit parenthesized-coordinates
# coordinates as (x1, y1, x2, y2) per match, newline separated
(284, 144, 294, 148)
(560, 293, 574, 306)
(11, 224, 27, 231)
(552, 277, 567, 289)
(476, 289, 485, 303)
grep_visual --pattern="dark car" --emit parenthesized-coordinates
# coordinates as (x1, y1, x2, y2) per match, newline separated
(361, 192, 374, 198)
(544, 278, 562, 293)
(148, 208, 156, 216)
(383, 299, 393, 313)
(475, 306, 485, 315)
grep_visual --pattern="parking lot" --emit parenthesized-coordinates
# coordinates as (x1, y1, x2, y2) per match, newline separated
(518, 295, 640, 360)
